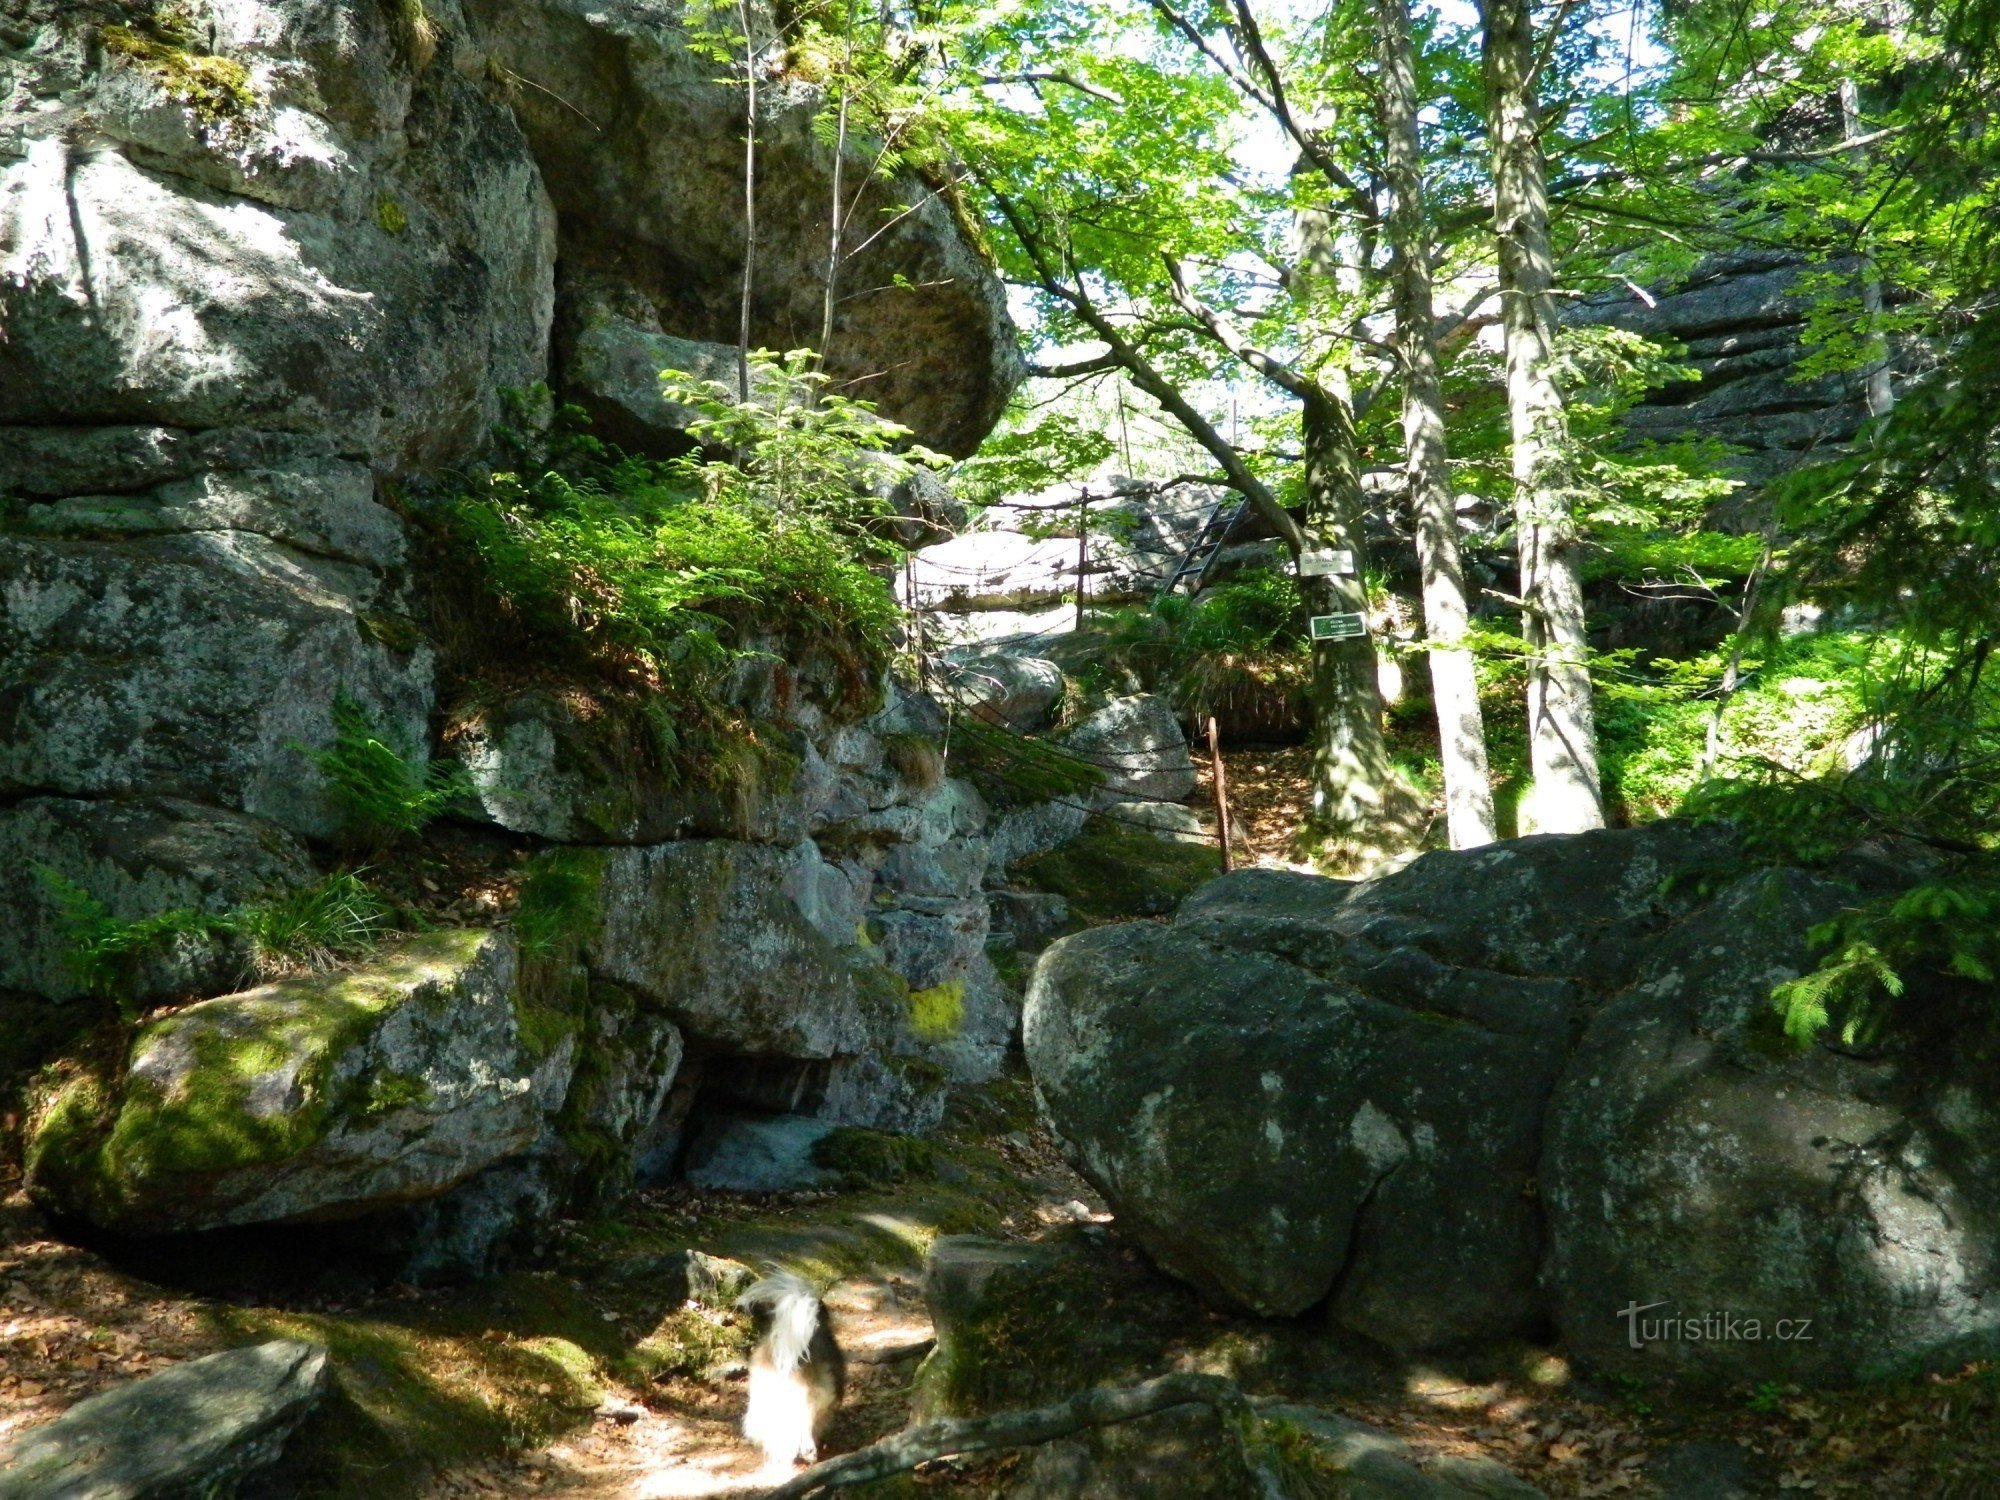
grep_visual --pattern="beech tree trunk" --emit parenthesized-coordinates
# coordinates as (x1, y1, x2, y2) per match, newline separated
(738, 0, 759, 403)
(1482, 0, 1604, 833)
(1301, 387, 1413, 845)
(1376, 0, 1498, 850)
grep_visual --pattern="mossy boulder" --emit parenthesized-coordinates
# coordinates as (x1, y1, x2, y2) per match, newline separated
(1012, 815, 1221, 922)
(24, 931, 576, 1235)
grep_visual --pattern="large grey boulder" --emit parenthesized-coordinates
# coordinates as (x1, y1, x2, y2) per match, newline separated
(0, 5, 554, 471)
(0, 1340, 327, 1500)
(1026, 917, 1565, 1344)
(458, 0, 1021, 455)
(938, 652, 1067, 731)
(1025, 818, 2000, 1382)
(1544, 863, 2000, 1385)
(588, 838, 901, 1057)
(1062, 695, 1196, 804)
(24, 931, 574, 1235)
(1023, 825, 1717, 1345)
(392, 980, 686, 1281)
(0, 797, 314, 1004)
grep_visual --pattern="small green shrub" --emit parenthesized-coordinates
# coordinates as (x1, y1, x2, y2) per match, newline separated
(1160, 569, 1311, 735)
(308, 696, 469, 849)
(1771, 867, 2000, 1046)
(36, 871, 234, 1017)
(436, 379, 904, 778)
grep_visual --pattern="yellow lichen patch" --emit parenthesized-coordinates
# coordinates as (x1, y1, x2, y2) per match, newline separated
(908, 979, 965, 1042)
(376, 195, 411, 234)
(100, 24, 259, 128)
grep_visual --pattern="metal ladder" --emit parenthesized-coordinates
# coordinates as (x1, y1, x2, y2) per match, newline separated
(1157, 495, 1248, 598)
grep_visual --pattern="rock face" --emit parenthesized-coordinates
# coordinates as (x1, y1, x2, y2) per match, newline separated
(1544, 864, 2000, 1384)
(24, 931, 571, 1235)
(0, 798, 314, 1005)
(1026, 821, 2000, 1381)
(1571, 250, 1889, 492)
(0, 0, 1043, 1285)
(2, 0, 1020, 907)
(590, 839, 901, 1059)
(457, 0, 1022, 455)
(0, 6, 554, 470)
(1061, 694, 1197, 803)
(0, 1339, 327, 1500)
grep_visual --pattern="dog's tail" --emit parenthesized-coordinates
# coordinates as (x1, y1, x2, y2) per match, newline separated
(738, 1271, 827, 1376)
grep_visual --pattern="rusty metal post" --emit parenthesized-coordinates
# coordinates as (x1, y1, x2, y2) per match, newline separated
(1207, 715, 1234, 873)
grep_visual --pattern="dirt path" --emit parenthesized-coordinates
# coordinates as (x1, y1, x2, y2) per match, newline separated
(421, 1273, 937, 1500)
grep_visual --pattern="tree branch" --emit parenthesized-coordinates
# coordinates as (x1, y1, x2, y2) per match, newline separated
(1028, 353, 1123, 378)
(1135, 0, 1373, 222)
(759, 1373, 1287, 1500)
(980, 71, 1127, 104)
(1162, 255, 1319, 402)
(972, 170, 1302, 551)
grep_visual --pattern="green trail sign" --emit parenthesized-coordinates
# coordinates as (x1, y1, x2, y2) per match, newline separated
(1308, 612, 1368, 641)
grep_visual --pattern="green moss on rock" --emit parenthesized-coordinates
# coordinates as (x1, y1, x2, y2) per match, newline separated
(1014, 815, 1221, 922)
(23, 931, 539, 1232)
(907, 978, 965, 1041)
(101, 23, 259, 127)
(811, 1126, 936, 1186)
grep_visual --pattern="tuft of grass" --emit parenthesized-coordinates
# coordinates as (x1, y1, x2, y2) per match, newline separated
(237, 871, 396, 977)
(513, 849, 605, 960)
(36, 868, 396, 1018)
(387, 0, 439, 70)
(308, 696, 470, 851)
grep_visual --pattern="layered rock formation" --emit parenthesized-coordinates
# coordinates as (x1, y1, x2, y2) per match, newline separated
(2, 0, 1030, 1273)
(1026, 822, 2000, 1384)
(1571, 249, 1891, 492)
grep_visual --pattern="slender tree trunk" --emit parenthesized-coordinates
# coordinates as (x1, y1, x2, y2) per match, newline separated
(1301, 386, 1413, 846)
(1376, 0, 1497, 849)
(738, 0, 759, 403)
(1840, 78, 1894, 420)
(1482, 0, 1603, 834)
(816, 0, 858, 381)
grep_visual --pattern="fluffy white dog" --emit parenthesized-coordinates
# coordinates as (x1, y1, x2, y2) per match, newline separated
(737, 1271, 845, 1468)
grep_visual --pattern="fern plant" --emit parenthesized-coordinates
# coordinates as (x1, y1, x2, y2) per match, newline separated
(309, 695, 468, 849)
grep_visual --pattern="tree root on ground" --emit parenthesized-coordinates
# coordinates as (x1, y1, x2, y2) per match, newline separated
(760, 1371, 1291, 1499)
